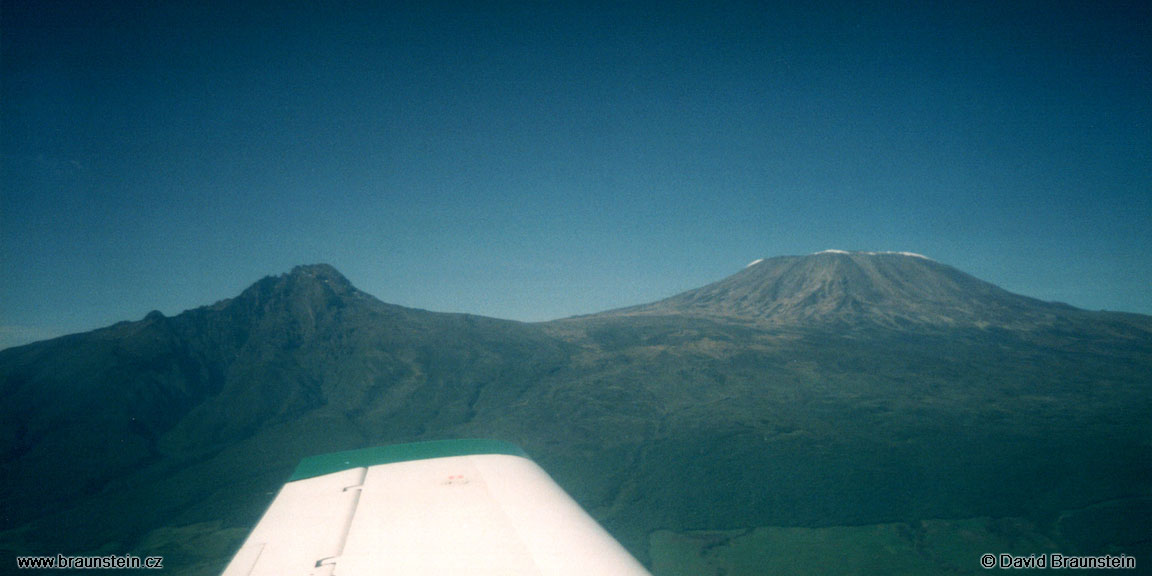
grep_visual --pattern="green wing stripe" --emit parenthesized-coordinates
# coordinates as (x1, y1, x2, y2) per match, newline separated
(288, 439, 529, 482)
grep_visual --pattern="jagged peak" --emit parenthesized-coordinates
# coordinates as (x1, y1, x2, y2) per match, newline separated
(268, 263, 357, 292)
(287, 263, 353, 284)
(226, 264, 365, 312)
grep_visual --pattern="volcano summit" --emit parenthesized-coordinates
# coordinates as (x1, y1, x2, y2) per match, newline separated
(603, 250, 1084, 330)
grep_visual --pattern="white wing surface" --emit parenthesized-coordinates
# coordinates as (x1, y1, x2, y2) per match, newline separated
(222, 439, 652, 576)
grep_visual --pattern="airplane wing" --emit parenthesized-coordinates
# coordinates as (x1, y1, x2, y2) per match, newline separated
(221, 439, 652, 576)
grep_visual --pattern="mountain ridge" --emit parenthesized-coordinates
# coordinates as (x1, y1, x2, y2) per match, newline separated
(5, 255, 1150, 355)
(1, 257, 1149, 575)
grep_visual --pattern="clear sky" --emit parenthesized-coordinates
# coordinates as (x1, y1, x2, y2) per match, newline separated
(2, 1, 1150, 349)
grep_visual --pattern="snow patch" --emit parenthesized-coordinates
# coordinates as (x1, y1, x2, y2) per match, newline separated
(813, 249, 932, 260)
(745, 258, 765, 268)
(887, 251, 931, 260)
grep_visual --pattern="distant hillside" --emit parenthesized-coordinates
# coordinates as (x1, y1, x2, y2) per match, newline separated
(2, 258, 1149, 575)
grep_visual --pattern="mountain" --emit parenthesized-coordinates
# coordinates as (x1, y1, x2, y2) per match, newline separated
(1, 258, 1149, 576)
(604, 250, 1095, 330)
(0, 265, 574, 568)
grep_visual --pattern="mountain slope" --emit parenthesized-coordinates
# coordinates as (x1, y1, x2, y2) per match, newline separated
(0, 265, 577, 564)
(1, 259, 1149, 575)
(603, 251, 1083, 330)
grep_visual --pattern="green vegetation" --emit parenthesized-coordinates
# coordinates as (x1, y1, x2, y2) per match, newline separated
(649, 498, 1151, 576)
(649, 515, 1061, 576)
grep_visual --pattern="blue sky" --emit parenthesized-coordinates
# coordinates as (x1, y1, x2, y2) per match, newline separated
(2, 1, 1150, 349)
